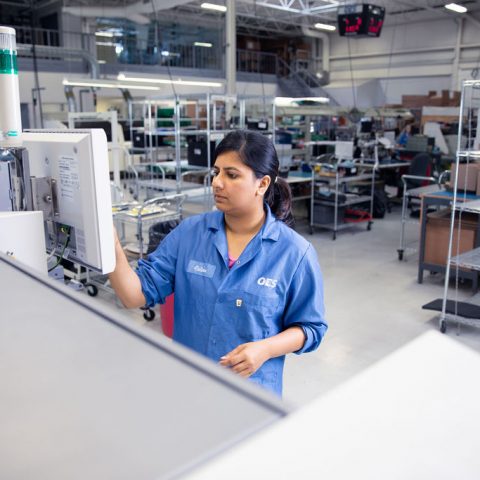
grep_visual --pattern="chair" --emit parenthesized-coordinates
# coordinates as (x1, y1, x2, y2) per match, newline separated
(404, 153, 433, 190)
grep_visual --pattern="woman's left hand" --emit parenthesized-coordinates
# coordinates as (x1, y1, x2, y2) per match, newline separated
(219, 341, 270, 378)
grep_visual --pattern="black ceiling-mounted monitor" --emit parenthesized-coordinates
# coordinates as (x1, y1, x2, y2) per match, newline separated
(338, 4, 385, 37)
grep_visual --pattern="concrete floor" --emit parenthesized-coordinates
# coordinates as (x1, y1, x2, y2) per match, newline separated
(284, 210, 480, 406)
(97, 202, 480, 407)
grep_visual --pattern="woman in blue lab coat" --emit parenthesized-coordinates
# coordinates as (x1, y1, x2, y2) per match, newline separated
(109, 130, 327, 396)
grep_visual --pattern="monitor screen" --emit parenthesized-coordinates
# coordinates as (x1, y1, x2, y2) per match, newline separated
(246, 118, 269, 131)
(71, 120, 113, 142)
(22, 129, 115, 274)
(360, 120, 373, 133)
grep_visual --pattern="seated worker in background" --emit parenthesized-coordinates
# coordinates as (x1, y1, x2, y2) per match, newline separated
(109, 130, 327, 397)
(396, 123, 412, 147)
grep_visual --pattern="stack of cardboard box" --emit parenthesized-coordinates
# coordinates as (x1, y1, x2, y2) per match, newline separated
(424, 209, 478, 267)
(450, 162, 480, 195)
(402, 90, 461, 108)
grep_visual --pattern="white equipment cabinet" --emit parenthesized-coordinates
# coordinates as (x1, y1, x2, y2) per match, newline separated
(0, 253, 287, 480)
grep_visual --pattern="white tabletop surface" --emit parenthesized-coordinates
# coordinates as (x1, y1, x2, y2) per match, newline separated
(186, 331, 480, 480)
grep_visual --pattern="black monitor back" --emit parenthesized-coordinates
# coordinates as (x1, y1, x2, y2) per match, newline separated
(132, 130, 166, 149)
(188, 140, 217, 167)
(118, 120, 143, 142)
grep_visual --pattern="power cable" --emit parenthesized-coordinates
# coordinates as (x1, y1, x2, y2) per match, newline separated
(383, 18, 399, 105)
(346, 36, 357, 110)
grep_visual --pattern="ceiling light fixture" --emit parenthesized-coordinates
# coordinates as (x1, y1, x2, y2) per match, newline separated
(117, 73, 223, 88)
(201, 3, 227, 12)
(95, 32, 114, 38)
(62, 79, 161, 91)
(194, 42, 213, 47)
(445, 3, 467, 13)
(274, 97, 329, 107)
(314, 23, 337, 31)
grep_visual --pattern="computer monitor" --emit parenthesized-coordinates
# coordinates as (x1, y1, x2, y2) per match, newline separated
(71, 120, 113, 142)
(246, 118, 269, 131)
(118, 120, 143, 142)
(132, 130, 166, 149)
(188, 140, 216, 167)
(360, 119, 373, 133)
(22, 129, 115, 274)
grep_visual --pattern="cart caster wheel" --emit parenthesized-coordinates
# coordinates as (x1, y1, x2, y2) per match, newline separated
(440, 322, 447, 334)
(367, 222, 372, 231)
(309, 226, 313, 235)
(398, 250, 404, 261)
(332, 233, 337, 241)
(143, 309, 155, 321)
(86, 284, 98, 297)
(129, 187, 134, 194)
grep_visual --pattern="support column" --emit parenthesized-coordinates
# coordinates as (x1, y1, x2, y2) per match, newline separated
(225, 0, 236, 120)
(451, 18, 463, 92)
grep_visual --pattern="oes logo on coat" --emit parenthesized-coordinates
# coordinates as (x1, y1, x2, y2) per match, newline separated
(257, 277, 277, 289)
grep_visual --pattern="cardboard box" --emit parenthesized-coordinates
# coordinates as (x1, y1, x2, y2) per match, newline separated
(424, 209, 477, 266)
(476, 170, 480, 196)
(450, 162, 480, 192)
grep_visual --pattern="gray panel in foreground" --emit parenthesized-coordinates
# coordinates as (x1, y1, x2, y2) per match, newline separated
(0, 254, 287, 480)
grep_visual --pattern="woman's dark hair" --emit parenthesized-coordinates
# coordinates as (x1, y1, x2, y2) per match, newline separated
(214, 130, 294, 227)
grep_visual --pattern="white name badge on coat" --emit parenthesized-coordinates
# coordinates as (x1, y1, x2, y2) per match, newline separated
(187, 260, 216, 278)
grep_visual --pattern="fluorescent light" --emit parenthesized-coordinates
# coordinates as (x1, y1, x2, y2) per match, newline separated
(95, 32, 114, 38)
(256, 2, 301, 12)
(161, 50, 170, 57)
(314, 23, 336, 31)
(201, 2, 227, 12)
(445, 3, 467, 13)
(117, 73, 223, 88)
(194, 42, 213, 48)
(62, 79, 161, 91)
(274, 96, 329, 107)
(96, 41, 117, 47)
(97, 60, 106, 64)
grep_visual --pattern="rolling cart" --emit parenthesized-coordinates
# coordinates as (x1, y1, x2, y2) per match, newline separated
(86, 194, 185, 321)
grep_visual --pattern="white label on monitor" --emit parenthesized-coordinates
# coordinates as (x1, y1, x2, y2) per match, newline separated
(258, 122, 267, 129)
(194, 148, 201, 155)
(58, 156, 80, 202)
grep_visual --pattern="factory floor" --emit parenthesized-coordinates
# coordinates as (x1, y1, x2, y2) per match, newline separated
(97, 198, 480, 407)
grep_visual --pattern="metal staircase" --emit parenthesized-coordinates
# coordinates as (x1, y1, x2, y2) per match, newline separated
(276, 57, 336, 104)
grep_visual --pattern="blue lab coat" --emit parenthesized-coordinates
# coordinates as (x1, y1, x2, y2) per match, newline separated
(136, 205, 327, 396)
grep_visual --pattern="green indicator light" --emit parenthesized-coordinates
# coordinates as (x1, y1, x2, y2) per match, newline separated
(0, 50, 18, 74)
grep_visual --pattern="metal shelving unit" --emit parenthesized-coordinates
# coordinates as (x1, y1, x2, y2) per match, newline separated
(438, 80, 480, 333)
(126, 94, 277, 210)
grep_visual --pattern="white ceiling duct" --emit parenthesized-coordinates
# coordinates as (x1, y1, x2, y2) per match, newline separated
(63, 0, 194, 25)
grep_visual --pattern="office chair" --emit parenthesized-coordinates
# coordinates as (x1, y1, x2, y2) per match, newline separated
(403, 153, 433, 190)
